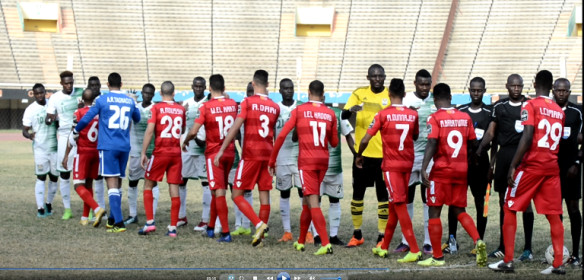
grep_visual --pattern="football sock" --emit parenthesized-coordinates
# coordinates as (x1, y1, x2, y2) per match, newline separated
(108, 188, 122, 224)
(128, 186, 138, 217)
(428, 218, 443, 259)
(546, 214, 564, 268)
(402, 202, 415, 245)
(310, 207, 329, 246)
(350, 199, 364, 231)
(298, 205, 312, 244)
(381, 204, 398, 250)
(457, 212, 480, 243)
(216, 195, 230, 233)
(280, 197, 291, 232)
(503, 208, 517, 263)
(201, 185, 211, 222)
(567, 208, 581, 256)
(498, 202, 505, 250)
(178, 185, 187, 218)
(447, 206, 457, 239)
(143, 189, 154, 221)
(208, 195, 217, 228)
(152, 185, 159, 217)
(60, 179, 71, 209)
(47, 181, 58, 204)
(94, 179, 105, 209)
(234, 199, 243, 228)
(473, 195, 486, 239)
(82, 202, 90, 218)
(75, 185, 99, 211)
(396, 203, 419, 253)
(329, 202, 341, 237)
(170, 196, 180, 227)
(259, 204, 270, 225)
(522, 211, 534, 251)
(233, 195, 261, 226)
(243, 191, 253, 228)
(423, 203, 430, 245)
(377, 201, 389, 234)
(35, 179, 45, 209)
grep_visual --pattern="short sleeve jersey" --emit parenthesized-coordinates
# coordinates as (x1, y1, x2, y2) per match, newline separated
(195, 96, 238, 158)
(491, 97, 528, 147)
(519, 96, 565, 176)
(183, 96, 208, 156)
(367, 105, 419, 172)
(23, 101, 57, 152)
(558, 102, 582, 170)
(326, 107, 353, 175)
(46, 88, 84, 134)
(344, 86, 390, 158)
(74, 106, 98, 153)
(403, 92, 436, 155)
(275, 101, 301, 166)
(149, 101, 185, 157)
(427, 108, 477, 183)
(238, 94, 280, 161)
(458, 103, 492, 155)
(130, 103, 155, 157)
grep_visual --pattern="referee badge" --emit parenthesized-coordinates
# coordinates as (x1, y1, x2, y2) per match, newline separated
(520, 109, 528, 122)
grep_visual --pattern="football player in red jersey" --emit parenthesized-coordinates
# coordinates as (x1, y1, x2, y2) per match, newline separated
(215, 70, 280, 247)
(183, 74, 238, 242)
(269, 80, 338, 255)
(138, 81, 186, 237)
(63, 89, 106, 227)
(417, 83, 487, 267)
(356, 78, 421, 263)
(489, 70, 566, 275)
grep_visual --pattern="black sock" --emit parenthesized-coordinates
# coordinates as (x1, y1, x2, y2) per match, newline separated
(498, 207, 505, 250)
(448, 206, 457, 239)
(522, 211, 534, 251)
(353, 229, 362, 240)
(45, 203, 52, 213)
(568, 210, 582, 256)
(38, 208, 45, 215)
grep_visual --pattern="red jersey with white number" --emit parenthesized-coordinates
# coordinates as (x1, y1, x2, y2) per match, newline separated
(367, 105, 419, 172)
(74, 106, 98, 153)
(238, 94, 280, 161)
(195, 96, 238, 157)
(270, 101, 338, 171)
(427, 107, 476, 183)
(519, 96, 565, 175)
(149, 101, 185, 157)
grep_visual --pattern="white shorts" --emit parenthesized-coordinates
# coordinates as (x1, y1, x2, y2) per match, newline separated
(128, 155, 145, 181)
(181, 152, 207, 180)
(276, 164, 300, 191)
(409, 153, 433, 187)
(57, 130, 75, 172)
(320, 173, 344, 198)
(34, 149, 58, 176)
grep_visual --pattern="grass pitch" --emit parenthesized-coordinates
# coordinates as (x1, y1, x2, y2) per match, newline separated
(0, 130, 581, 279)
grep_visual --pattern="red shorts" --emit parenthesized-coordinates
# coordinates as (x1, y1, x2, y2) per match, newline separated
(299, 169, 326, 196)
(206, 155, 233, 191)
(234, 160, 273, 191)
(145, 155, 182, 184)
(384, 171, 411, 204)
(73, 151, 99, 183)
(426, 179, 468, 207)
(505, 169, 562, 214)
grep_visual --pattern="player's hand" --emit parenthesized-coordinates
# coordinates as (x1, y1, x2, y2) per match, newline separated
(28, 132, 36, 141)
(68, 131, 78, 147)
(140, 153, 148, 170)
(194, 137, 205, 147)
(507, 166, 516, 187)
(355, 156, 364, 168)
(181, 140, 189, 152)
(213, 151, 223, 167)
(567, 164, 579, 179)
(349, 105, 362, 113)
(487, 166, 494, 182)
(422, 170, 430, 187)
(268, 166, 275, 177)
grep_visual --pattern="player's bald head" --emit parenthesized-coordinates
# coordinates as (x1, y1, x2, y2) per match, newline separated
(553, 78, 570, 89)
(368, 64, 385, 76)
(160, 81, 174, 96)
(82, 88, 95, 103)
(507, 74, 523, 84)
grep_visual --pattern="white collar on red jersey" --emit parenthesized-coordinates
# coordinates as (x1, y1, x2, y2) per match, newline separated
(392, 104, 405, 107)
(213, 96, 226, 100)
(309, 100, 323, 104)
(439, 107, 455, 110)
(255, 93, 268, 97)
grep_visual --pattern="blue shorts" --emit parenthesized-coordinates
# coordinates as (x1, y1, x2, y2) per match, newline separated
(99, 150, 129, 178)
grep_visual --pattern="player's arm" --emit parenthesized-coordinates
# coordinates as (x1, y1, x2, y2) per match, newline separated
(141, 122, 155, 169)
(45, 97, 57, 125)
(214, 116, 244, 166)
(131, 102, 141, 124)
(507, 125, 533, 187)
(268, 110, 297, 175)
(75, 101, 100, 133)
(421, 138, 438, 187)
(62, 141, 73, 169)
(329, 116, 339, 148)
(476, 121, 496, 155)
(356, 115, 379, 168)
(22, 126, 34, 141)
(182, 122, 203, 151)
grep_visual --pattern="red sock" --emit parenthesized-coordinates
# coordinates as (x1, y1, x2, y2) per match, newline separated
(457, 212, 480, 243)
(259, 204, 270, 225)
(310, 207, 329, 246)
(233, 195, 261, 226)
(546, 214, 564, 268)
(428, 218, 443, 259)
(170, 197, 180, 227)
(75, 185, 99, 211)
(298, 205, 312, 244)
(395, 203, 419, 253)
(143, 189, 154, 221)
(503, 208, 517, 263)
(381, 203, 398, 250)
(216, 195, 230, 233)
(208, 195, 217, 228)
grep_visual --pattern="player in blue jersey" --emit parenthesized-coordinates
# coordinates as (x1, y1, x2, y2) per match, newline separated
(74, 72, 141, 233)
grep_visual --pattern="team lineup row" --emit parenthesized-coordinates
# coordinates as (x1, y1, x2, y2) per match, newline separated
(21, 66, 582, 274)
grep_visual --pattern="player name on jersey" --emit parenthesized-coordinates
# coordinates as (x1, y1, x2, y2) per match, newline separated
(252, 103, 278, 115)
(303, 111, 333, 121)
(385, 113, 417, 122)
(106, 96, 134, 104)
(439, 119, 469, 127)
(209, 105, 237, 114)
(538, 107, 563, 119)
(159, 107, 184, 115)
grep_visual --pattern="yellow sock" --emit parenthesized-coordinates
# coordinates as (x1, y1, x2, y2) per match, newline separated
(377, 201, 389, 234)
(351, 200, 364, 230)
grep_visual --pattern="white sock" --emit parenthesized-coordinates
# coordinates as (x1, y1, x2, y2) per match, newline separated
(60, 179, 71, 209)
(94, 179, 105, 210)
(280, 197, 291, 232)
(152, 185, 160, 217)
(234, 200, 243, 228)
(423, 203, 430, 245)
(35, 179, 45, 209)
(243, 191, 253, 229)
(329, 202, 341, 237)
(179, 185, 187, 218)
(128, 186, 138, 217)
(215, 217, 221, 229)
(47, 181, 58, 204)
(201, 185, 211, 222)
(402, 202, 415, 245)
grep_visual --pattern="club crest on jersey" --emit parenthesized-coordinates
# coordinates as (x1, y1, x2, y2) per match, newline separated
(382, 98, 388, 106)
(521, 109, 528, 122)
(427, 124, 432, 134)
(368, 119, 375, 129)
(236, 181, 242, 188)
(396, 106, 404, 111)
(210, 181, 215, 188)
(446, 109, 455, 114)
(508, 200, 514, 207)
(430, 196, 436, 203)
